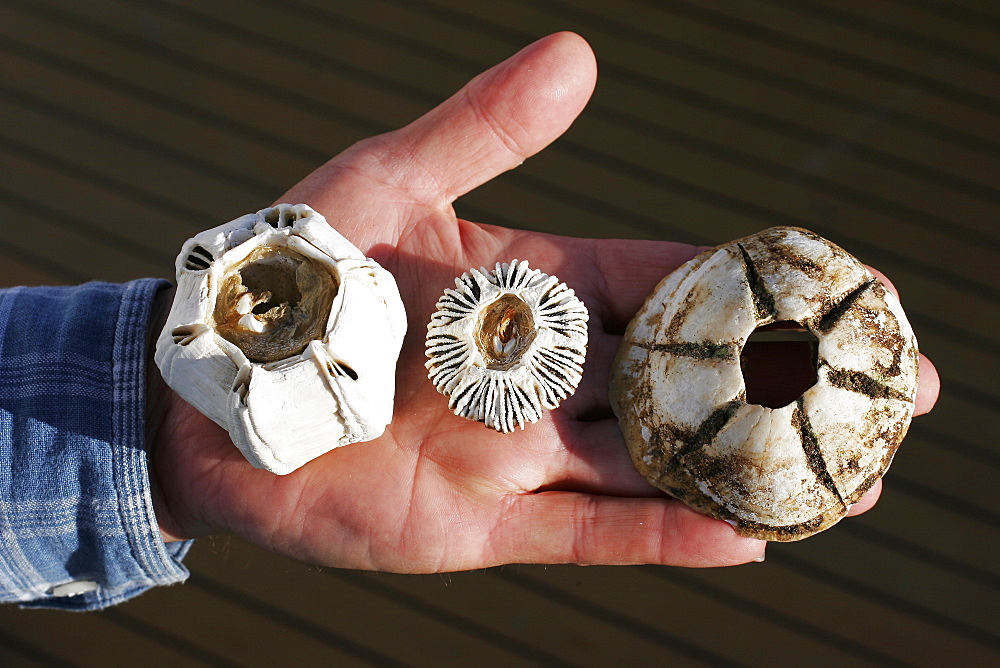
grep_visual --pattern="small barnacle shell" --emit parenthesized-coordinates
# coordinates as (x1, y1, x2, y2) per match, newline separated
(426, 260, 589, 432)
(155, 203, 406, 474)
(610, 227, 918, 541)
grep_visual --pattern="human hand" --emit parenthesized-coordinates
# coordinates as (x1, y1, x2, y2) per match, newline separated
(147, 33, 939, 570)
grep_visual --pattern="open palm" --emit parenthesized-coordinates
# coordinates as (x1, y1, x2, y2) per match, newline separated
(149, 33, 938, 571)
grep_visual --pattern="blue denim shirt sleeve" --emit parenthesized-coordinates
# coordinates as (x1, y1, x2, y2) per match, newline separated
(0, 279, 191, 610)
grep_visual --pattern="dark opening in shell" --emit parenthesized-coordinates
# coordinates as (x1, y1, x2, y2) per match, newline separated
(212, 245, 337, 363)
(474, 293, 536, 370)
(740, 321, 819, 409)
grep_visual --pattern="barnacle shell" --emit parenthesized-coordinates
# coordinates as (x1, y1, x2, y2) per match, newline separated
(610, 227, 918, 541)
(425, 260, 588, 432)
(155, 203, 406, 474)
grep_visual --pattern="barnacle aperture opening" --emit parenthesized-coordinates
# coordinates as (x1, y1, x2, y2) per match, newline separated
(475, 293, 536, 371)
(212, 245, 337, 363)
(740, 321, 819, 409)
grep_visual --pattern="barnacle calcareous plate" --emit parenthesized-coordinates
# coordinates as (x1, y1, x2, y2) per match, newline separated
(155, 203, 406, 474)
(426, 260, 589, 432)
(610, 227, 918, 541)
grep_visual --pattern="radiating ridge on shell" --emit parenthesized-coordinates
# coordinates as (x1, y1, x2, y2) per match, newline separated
(426, 260, 589, 432)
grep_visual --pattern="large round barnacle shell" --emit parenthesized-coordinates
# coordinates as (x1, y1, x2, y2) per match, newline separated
(610, 227, 918, 541)
(155, 203, 407, 475)
(426, 260, 589, 432)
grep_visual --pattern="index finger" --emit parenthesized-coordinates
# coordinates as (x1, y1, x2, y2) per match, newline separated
(393, 31, 598, 204)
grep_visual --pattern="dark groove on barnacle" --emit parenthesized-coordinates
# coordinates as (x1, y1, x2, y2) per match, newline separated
(503, 377, 515, 431)
(540, 356, 581, 380)
(548, 324, 577, 338)
(449, 379, 478, 409)
(512, 382, 530, 416)
(439, 295, 473, 312)
(738, 244, 777, 320)
(537, 356, 576, 380)
(453, 382, 479, 414)
(530, 361, 567, 391)
(184, 245, 213, 270)
(231, 365, 252, 406)
(451, 289, 478, 309)
(543, 347, 583, 367)
(536, 354, 570, 382)
(426, 333, 460, 344)
(793, 398, 845, 505)
(815, 280, 875, 332)
(331, 361, 358, 381)
(171, 324, 203, 345)
(633, 340, 738, 360)
(427, 348, 467, 370)
(826, 367, 912, 402)
(466, 276, 481, 301)
(496, 264, 508, 287)
(539, 284, 558, 307)
(431, 360, 462, 378)
(507, 262, 520, 287)
(426, 343, 465, 359)
(675, 401, 742, 461)
(426, 337, 465, 351)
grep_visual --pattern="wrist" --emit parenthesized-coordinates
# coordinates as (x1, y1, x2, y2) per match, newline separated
(145, 285, 186, 542)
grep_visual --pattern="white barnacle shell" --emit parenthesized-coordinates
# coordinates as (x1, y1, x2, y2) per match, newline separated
(425, 260, 589, 432)
(610, 227, 918, 541)
(155, 203, 406, 474)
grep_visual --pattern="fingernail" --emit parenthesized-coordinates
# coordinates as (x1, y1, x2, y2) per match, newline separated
(753, 551, 766, 563)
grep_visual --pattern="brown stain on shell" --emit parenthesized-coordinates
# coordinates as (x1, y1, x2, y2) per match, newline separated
(212, 245, 338, 363)
(610, 226, 918, 541)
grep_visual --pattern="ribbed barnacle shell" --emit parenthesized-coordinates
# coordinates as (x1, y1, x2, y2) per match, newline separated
(155, 203, 406, 474)
(425, 260, 589, 432)
(610, 227, 918, 541)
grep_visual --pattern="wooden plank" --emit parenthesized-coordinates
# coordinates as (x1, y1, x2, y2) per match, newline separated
(115, 570, 386, 666)
(714, 0, 1000, 95)
(422, 0, 1000, 141)
(574, 112, 996, 282)
(807, 0, 1000, 61)
(799, 0, 1000, 61)
(187, 538, 714, 666)
(14, 0, 429, 134)
(0, 200, 164, 284)
(395, 0, 1000, 245)
(0, 254, 73, 288)
(496, 564, 890, 666)
(903, 0, 1000, 26)
(901, 428, 1000, 515)
(0, 605, 212, 666)
(679, 554, 998, 665)
(783, 522, 998, 641)
(0, 87, 260, 224)
(640, 0, 1000, 127)
(0, 149, 190, 277)
(0, 48, 282, 199)
(588, 76, 1000, 236)
(185, 539, 556, 667)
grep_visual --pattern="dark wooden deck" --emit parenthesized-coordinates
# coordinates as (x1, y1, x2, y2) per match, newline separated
(1, 0, 997, 665)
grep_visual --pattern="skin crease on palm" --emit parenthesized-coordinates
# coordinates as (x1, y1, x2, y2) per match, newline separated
(146, 33, 941, 571)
